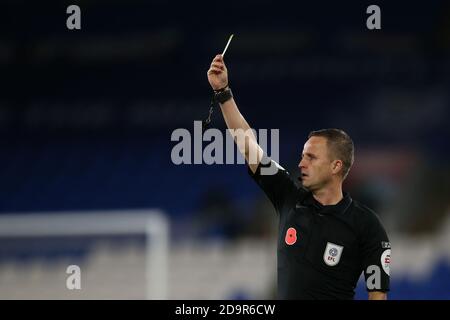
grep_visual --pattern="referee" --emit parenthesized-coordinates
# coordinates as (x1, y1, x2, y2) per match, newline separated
(207, 54, 391, 300)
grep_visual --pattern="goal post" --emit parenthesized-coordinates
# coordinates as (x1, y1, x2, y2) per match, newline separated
(0, 209, 169, 299)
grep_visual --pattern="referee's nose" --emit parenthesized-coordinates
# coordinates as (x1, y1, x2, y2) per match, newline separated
(298, 157, 307, 170)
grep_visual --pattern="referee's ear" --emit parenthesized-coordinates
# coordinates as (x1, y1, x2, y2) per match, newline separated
(331, 159, 343, 176)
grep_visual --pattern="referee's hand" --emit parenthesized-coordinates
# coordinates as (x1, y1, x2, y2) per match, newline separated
(207, 54, 228, 91)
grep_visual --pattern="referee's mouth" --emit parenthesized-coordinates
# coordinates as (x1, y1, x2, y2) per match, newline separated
(298, 173, 308, 182)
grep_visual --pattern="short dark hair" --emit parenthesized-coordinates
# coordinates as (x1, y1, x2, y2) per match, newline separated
(308, 128, 354, 179)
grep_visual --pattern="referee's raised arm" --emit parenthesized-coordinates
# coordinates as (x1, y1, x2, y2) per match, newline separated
(207, 54, 264, 173)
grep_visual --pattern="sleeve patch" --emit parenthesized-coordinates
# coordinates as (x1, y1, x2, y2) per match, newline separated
(381, 249, 391, 276)
(381, 241, 391, 249)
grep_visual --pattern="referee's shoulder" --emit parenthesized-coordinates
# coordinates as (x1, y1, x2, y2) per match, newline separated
(351, 199, 384, 229)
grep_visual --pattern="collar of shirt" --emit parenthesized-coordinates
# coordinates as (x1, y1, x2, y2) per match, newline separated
(301, 192, 353, 215)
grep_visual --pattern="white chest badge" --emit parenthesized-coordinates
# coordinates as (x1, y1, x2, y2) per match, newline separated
(323, 242, 344, 266)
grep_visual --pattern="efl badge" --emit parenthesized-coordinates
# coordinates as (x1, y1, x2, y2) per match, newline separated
(323, 242, 344, 266)
(285, 227, 297, 245)
(381, 249, 391, 275)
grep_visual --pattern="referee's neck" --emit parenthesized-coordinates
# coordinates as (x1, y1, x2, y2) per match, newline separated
(312, 183, 343, 206)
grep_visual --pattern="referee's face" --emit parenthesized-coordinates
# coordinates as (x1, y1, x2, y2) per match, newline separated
(298, 136, 334, 191)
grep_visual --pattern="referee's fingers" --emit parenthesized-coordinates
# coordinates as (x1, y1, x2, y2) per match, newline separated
(210, 66, 222, 72)
(213, 54, 224, 62)
(208, 66, 223, 74)
(211, 62, 224, 70)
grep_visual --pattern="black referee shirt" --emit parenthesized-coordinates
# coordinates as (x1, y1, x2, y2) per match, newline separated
(249, 156, 391, 299)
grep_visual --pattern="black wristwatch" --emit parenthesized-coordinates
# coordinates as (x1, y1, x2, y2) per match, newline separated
(213, 87, 233, 104)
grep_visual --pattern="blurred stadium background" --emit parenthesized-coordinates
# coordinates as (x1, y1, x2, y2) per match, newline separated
(1, 0, 449, 299)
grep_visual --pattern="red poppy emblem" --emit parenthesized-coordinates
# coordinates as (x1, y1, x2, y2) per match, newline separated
(285, 227, 297, 245)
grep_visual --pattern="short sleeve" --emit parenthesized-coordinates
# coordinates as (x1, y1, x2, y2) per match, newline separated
(248, 154, 301, 214)
(360, 212, 391, 292)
